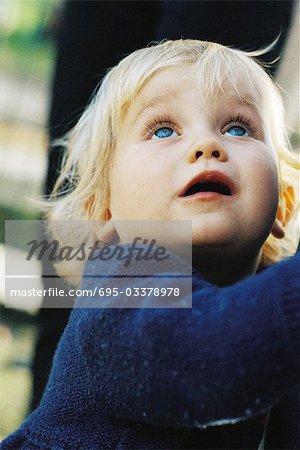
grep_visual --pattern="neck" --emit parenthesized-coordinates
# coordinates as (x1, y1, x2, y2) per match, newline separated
(192, 249, 261, 287)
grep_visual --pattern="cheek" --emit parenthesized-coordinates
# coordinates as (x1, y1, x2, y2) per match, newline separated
(250, 151, 279, 201)
(109, 154, 172, 219)
(110, 161, 143, 212)
(241, 150, 279, 231)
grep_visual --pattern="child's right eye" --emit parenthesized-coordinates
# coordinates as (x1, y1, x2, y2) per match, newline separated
(151, 127, 178, 140)
(144, 114, 180, 140)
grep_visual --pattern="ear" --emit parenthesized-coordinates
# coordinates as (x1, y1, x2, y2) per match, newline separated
(271, 185, 295, 239)
(98, 219, 119, 244)
(104, 207, 112, 220)
(85, 196, 112, 222)
(271, 218, 285, 239)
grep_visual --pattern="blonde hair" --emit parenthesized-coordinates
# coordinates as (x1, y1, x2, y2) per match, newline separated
(44, 39, 299, 281)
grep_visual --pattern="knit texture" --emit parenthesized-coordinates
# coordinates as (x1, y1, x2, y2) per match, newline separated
(1, 247, 300, 449)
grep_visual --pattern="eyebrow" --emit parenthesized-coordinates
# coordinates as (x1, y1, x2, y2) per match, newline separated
(224, 95, 261, 114)
(131, 92, 261, 126)
(132, 94, 177, 125)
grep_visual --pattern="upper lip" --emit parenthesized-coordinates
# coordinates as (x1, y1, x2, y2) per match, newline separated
(178, 170, 236, 197)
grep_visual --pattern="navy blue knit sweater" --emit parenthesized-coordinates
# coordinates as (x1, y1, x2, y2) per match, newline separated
(2, 248, 300, 449)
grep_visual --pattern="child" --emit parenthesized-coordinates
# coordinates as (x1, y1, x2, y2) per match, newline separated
(2, 40, 300, 449)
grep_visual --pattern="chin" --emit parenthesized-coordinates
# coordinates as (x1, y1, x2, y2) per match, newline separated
(191, 217, 237, 248)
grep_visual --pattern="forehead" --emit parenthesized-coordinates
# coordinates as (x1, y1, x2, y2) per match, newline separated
(135, 66, 195, 106)
(130, 65, 262, 118)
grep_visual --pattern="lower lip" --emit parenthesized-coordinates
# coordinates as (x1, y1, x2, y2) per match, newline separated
(179, 192, 232, 201)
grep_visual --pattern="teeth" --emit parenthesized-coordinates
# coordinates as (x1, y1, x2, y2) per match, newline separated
(184, 181, 231, 196)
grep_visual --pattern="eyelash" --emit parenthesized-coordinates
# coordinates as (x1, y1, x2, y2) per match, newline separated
(143, 113, 259, 138)
(144, 115, 179, 137)
(223, 114, 259, 137)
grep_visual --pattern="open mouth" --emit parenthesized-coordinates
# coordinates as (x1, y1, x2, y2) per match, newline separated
(179, 171, 234, 198)
(182, 181, 231, 197)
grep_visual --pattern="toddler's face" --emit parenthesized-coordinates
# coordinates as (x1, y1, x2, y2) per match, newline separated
(109, 65, 280, 259)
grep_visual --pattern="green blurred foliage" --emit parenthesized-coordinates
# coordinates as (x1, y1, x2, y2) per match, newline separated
(1, 0, 61, 80)
(0, 204, 40, 245)
(0, 307, 37, 440)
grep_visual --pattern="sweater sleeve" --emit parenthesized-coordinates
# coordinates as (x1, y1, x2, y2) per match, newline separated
(74, 251, 300, 428)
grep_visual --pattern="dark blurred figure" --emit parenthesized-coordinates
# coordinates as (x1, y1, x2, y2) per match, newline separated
(46, 1, 295, 192)
(31, 1, 297, 446)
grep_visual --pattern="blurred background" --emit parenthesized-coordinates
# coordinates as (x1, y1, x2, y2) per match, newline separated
(0, 0, 299, 442)
(0, 0, 62, 439)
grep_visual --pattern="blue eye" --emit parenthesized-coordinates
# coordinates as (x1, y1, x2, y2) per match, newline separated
(152, 127, 177, 140)
(224, 126, 249, 137)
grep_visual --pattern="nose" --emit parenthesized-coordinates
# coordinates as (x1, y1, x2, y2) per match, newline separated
(188, 138, 228, 163)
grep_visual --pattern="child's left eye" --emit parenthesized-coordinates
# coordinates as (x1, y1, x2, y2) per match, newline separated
(224, 126, 249, 137)
(151, 127, 178, 140)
